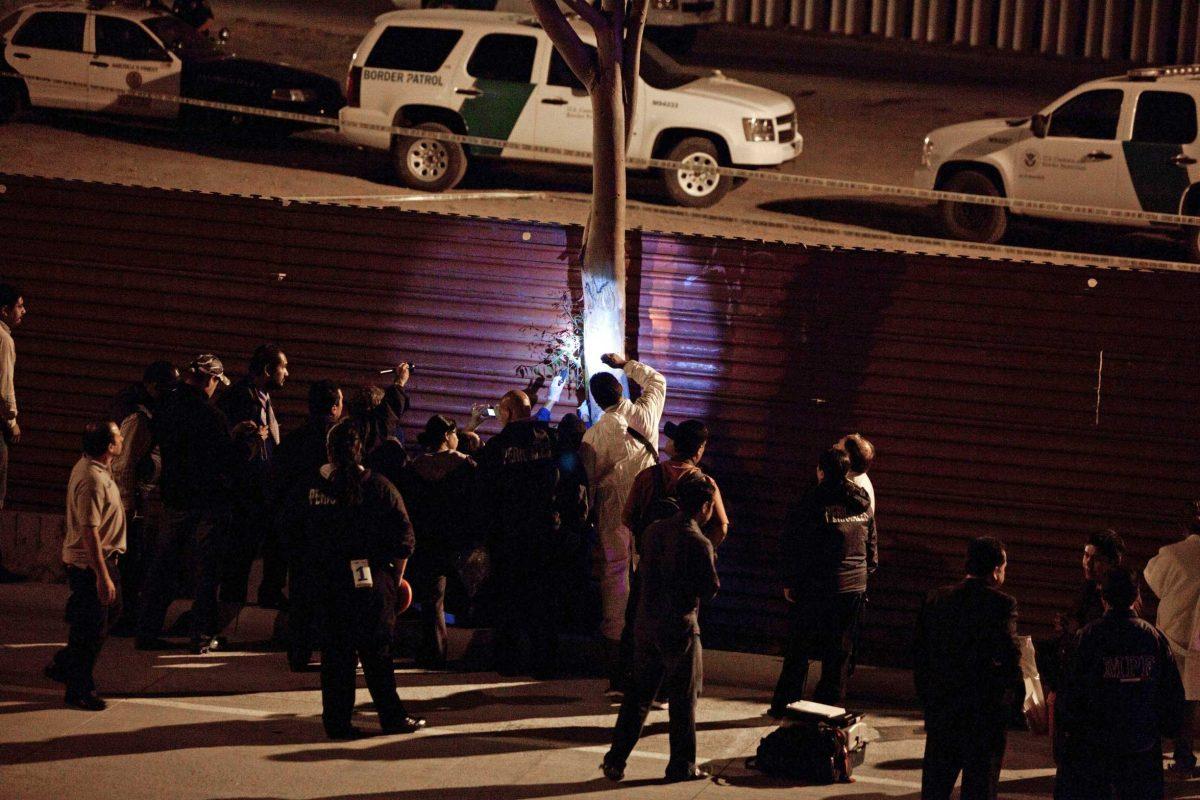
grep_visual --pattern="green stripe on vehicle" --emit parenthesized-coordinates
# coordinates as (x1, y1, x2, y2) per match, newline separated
(1122, 142, 1192, 215)
(458, 79, 536, 156)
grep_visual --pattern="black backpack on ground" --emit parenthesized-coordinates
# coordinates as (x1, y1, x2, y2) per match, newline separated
(746, 722, 855, 784)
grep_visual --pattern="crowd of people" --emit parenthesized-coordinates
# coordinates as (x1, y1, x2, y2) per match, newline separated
(0, 275, 1193, 793)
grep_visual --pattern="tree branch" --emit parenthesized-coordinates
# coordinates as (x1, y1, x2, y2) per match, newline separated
(559, 0, 606, 27)
(530, 0, 601, 88)
(620, 0, 650, 143)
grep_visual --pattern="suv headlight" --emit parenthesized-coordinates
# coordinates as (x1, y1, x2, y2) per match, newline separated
(654, 0, 678, 8)
(921, 136, 935, 167)
(272, 88, 317, 103)
(742, 117, 775, 142)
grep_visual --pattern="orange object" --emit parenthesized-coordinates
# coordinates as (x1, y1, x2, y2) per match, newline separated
(397, 578, 413, 614)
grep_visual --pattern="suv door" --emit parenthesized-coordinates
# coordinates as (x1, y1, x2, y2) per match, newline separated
(532, 46, 593, 165)
(90, 15, 180, 117)
(1122, 89, 1199, 215)
(1014, 88, 1138, 221)
(455, 31, 540, 156)
(6, 11, 89, 109)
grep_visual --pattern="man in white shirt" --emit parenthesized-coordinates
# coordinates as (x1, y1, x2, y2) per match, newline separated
(840, 433, 876, 516)
(44, 421, 126, 711)
(1143, 504, 1200, 774)
(0, 283, 26, 583)
(580, 353, 666, 647)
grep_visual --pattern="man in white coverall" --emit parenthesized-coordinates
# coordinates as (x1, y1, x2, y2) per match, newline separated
(581, 353, 666, 646)
(1143, 502, 1200, 775)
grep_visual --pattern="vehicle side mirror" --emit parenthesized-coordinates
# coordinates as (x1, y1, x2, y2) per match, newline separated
(1031, 113, 1048, 138)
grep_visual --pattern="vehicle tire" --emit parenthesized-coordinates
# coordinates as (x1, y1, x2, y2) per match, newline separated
(0, 79, 26, 123)
(938, 169, 1008, 244)
(391, 121, 467, 192)
(661, 136, 730, 208)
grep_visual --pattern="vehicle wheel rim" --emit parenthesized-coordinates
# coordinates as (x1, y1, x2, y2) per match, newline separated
(675, 152, 719, 197)
(951, 199, 995, 235)
(409, 139, 450, 181)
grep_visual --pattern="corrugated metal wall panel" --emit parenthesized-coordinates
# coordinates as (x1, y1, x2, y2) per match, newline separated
(0, 173, 1195, 666)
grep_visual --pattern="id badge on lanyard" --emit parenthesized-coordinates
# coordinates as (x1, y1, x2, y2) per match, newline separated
(350, 559, 373, 589)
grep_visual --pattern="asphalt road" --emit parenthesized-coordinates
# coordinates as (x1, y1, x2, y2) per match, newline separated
(0, 1, 1192, 265)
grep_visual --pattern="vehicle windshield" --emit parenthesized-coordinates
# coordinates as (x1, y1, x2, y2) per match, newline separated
(143, 15, 219, 60)
(640, 40, 704, 90)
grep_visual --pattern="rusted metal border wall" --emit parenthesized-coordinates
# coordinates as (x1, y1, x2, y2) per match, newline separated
(719, 0, 1200, 65)
(0, 173, 1196, 664)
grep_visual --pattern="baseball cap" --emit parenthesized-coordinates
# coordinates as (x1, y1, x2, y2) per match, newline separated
(663, 419, 708, 451)
(190, 354, 230, 386)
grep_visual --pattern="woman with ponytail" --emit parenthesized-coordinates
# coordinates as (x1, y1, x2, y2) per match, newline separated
(282, 421, 426, 739)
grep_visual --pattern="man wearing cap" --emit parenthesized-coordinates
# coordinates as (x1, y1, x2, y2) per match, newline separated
(612, 419, 729, 694)
(44, 421, 126, 710)
(580, 353, 666, 648)
(136, 354, 241, 654)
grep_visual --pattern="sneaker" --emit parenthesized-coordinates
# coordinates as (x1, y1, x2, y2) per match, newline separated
(649, 699, 668, 710)
(64, 690, 107, 711)
(189, 635, 223, 655)
(134, 637, 178, 651)
(380, 716, 427, 734)
(600, 760, 624, 782)
(664, 767, 710, 783)
(43, 663, 66, 684)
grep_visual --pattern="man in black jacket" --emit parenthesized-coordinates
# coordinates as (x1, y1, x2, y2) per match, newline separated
(770, 447, 876, 713)
(218, 344, 289, 609)
(602, 473, 720, 783)
(136, 354, 240, 654)
(268, 379, 342, 671)
(1054, 566, 1185, 800)
(476, 389, 574, 676)
(915, 536, 1023, 800)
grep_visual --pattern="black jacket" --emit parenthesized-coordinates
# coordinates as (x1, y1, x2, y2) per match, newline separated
(477, 419, 578, 551)
(1056, 609, 1186, 758)
(402, 450, 478, 572)
(281, 467, 415, 644)
(914, 577, 1023, 729)
(155, 384, 238, 510)
(635, 514, 719, 648)
(781, 479, 876, 596)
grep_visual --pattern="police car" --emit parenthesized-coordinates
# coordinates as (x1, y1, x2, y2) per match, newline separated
(916, 65, 1200, 260)
(0, 1, 343, 136)
(340, 9, 800, 207)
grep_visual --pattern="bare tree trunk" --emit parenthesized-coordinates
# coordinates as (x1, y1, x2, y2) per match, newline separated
(580, 31, 627, 414)
(529, 0, 648, 418)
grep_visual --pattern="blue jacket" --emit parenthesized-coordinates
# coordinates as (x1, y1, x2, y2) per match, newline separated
(1056, 609, 1186, 758)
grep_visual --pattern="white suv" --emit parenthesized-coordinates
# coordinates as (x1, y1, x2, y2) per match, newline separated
(340, 9, 800, 207)
(916, 65, 1200, 260)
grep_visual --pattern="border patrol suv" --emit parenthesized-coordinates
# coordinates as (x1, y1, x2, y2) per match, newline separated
(915, 65, 1200, 260)
(340, 9, 800, 207)
(0, 1, 343, 135)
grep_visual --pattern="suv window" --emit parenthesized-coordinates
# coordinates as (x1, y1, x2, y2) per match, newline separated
(366, 26, 461, 72)
(96, 17, 168, 61)
(1132, 91, 1197, 145)
(12, 11, 85, 51)
(467, 33, 536, 83)
(1047, 89, 1124, 140)
(548, 47, 589, 91)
